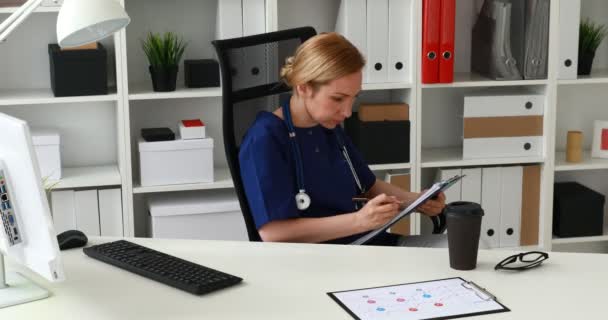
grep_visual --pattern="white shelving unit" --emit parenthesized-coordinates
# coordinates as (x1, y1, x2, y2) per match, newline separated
(4, 0, 608, 252)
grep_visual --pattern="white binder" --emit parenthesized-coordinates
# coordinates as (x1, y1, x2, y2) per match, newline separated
(216, 0, 243, 39)
(436, 168, 462, 204)
(463, 136, 542, 158)
(51, 190, 76, 234)
(387, 0, 412, 83)
(98, 188, 123, 237)
(461, 168, 481, 204)
(335, 0, 367, 58)
(242, 0, 267, 87)
(366, 0, 389, 83)
(557, 0, 581, 80)
(74, 190, 100, 236)
(499, 166, 523, 247)
(464, 93, 544, 117)
(480, 167, 501, 249)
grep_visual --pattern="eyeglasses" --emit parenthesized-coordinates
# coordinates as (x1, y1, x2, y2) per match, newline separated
(494, 251, 549, 271)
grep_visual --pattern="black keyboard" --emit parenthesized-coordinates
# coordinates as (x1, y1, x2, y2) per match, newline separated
(83, 240, 243, 295)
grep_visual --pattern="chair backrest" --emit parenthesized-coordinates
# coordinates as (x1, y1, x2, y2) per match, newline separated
(212, 27, 317, 242)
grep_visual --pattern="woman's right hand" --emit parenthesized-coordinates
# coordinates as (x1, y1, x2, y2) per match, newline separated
(354, 193, 401, 232)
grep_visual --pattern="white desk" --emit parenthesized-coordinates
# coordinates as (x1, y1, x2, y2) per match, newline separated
(1, 237, 607, 319)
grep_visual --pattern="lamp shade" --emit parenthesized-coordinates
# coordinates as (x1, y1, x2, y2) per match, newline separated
(56, 0, 130, 48)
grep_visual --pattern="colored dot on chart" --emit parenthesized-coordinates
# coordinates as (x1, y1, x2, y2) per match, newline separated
(389, 292, 396, 295)
(367, 300, 376, 304)
(423, 294, 432, 298)
(416, 288, 423, 291)
(435, 303, 444, 307)
(376, 307, 386, 312)
(396, 298, 406, 302)
(409, 308, 419, 312)
(362, 295, 369, 298)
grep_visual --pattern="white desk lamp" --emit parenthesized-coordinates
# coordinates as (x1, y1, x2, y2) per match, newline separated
(0, 0, 130, 47)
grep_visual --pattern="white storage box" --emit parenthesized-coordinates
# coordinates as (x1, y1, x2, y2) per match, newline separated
(179, 119, 206, 139)
(147, 190, 247, 241)
(139, 137, 213, 186)
(31, 129, 61, 180)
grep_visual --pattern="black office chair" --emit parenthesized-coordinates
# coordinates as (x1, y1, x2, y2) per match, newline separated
(212, 27, 446, 242)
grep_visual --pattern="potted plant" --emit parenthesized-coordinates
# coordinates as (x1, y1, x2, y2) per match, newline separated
(142, 32, 188, 92)
(578, 19, 607, 75)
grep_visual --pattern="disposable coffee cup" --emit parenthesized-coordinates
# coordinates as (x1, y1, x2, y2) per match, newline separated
(446, 201, 484, 270)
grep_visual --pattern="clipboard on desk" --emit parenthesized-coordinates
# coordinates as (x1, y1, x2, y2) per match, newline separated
(351, 175, 464, 245)
(328, 277, 510, 320)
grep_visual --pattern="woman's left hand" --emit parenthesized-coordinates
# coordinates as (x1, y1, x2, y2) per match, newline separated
(416, 191, 446, 216)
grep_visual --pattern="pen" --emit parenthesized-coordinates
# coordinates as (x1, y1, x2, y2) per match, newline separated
(351, 197, 404, 205)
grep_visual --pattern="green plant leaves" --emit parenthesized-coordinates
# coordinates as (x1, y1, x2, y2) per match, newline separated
(141, 32, 188, 68)
(579, 18, 607, 54)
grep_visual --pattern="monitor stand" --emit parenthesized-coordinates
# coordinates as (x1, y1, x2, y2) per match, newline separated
(0, 253, 50, 308)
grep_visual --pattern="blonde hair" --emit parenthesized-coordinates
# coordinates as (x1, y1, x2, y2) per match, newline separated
(280, 32, 366, 91)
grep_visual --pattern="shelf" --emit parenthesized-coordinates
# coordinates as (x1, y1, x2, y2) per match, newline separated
(0, 88, 118, 106)
(132, 167, 234, 193)
(369, 163, 411, 171)
(52, 165, 122, 190)
(421, 147, 544, 168)
(558, 69, 608, 85)
(0, 5, 60, 13)
(128, 83, 222, 101)
(552, 221, 608, 245)
(361, 82, 412, 91)
(421, 72, 548, 89)
(555, 151, 608, 171)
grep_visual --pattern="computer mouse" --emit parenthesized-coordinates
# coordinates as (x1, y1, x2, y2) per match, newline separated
(57, 230, 88, 250)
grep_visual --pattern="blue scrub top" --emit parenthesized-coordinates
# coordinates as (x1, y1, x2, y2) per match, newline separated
(239, 111, 377, 244)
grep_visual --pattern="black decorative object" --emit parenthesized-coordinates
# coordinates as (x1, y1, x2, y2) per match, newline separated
(184, 59, 220, 88)
(553, 182, 605, 238)
(141, 32, 188, 92)
(345, 113, 410, 164)
(141, 128, 175, 142)
(48, 43, 108, 97)
(577, 19, 607, 76)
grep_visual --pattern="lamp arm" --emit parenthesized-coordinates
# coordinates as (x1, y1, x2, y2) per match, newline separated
(0, 0, 44, 43)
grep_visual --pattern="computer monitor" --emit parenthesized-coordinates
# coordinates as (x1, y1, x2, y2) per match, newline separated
(0, 113, 65, 308)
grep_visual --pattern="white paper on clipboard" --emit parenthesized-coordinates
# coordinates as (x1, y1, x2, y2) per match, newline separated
(351, 175, 464, 245)
(328, 277, 509, 320)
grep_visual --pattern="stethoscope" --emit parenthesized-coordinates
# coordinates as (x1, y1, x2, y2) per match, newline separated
(282, 100, 364, 211)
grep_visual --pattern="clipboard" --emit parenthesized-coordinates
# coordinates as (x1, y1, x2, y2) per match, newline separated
(351, 175, 465, 245)
(328, 277, 510, 320)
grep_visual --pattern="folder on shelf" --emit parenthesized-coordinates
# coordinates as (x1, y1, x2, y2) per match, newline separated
(520, 165, 541, 246)
(335, 0, 367, 68)
(386, 172, 411, 236)
(499, 166, 523, 248)
(75, 189, 100, 236)
(438, 0, 455, 83)
(388, 0, 412, 83)
(436, 168, 461, 205)
(480, 167, 501, 249)
(216, 0, 243, 39)
(99, 188, 123, 237)
(51, 190, 77, 234)
(242, 0, 268, 87)
(471, 0, 522, 80)
(461, 168, 481, 204)
(558, 0, 581, 80)
(421, 0, 440, 83)
(523, 0, 550, 80)
(366, 0, 389, 83)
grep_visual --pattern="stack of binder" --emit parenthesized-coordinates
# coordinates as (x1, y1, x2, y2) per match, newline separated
(335, 0, 414, 84)
(421, 0, 455, 84)
(471, 0, 550, 81)
(436, 165, 541, 248)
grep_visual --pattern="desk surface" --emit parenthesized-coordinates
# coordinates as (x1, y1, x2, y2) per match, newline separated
(1, 237, 607, 319)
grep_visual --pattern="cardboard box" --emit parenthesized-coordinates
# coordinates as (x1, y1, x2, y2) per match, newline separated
(139, 137, 213, 186)
(147, 190, 247, 241)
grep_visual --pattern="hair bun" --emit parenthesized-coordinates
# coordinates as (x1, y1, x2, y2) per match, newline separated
(280, 56, 295, 85)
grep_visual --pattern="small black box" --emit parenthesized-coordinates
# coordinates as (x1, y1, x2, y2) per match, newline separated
(345, 113, 410, 164)
(48, 43, 108, 97)
(553, 182, 605, 238)
(184, 59, 220, 88)
(141, 128, 175, 142)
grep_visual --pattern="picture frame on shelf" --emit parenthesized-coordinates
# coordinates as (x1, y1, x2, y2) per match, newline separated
(591, 120, 608, 159)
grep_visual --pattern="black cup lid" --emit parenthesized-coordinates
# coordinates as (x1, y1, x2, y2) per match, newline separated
(445, 201, 484, 217)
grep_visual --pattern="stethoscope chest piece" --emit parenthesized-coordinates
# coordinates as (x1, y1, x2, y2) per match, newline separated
(295, 190, 311, 210)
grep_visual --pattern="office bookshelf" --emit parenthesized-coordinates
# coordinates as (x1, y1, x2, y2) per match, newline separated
(3, 0, 608, 252)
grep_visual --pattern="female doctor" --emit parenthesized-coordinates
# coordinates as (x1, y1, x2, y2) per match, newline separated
(239, 32, 446, 245)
